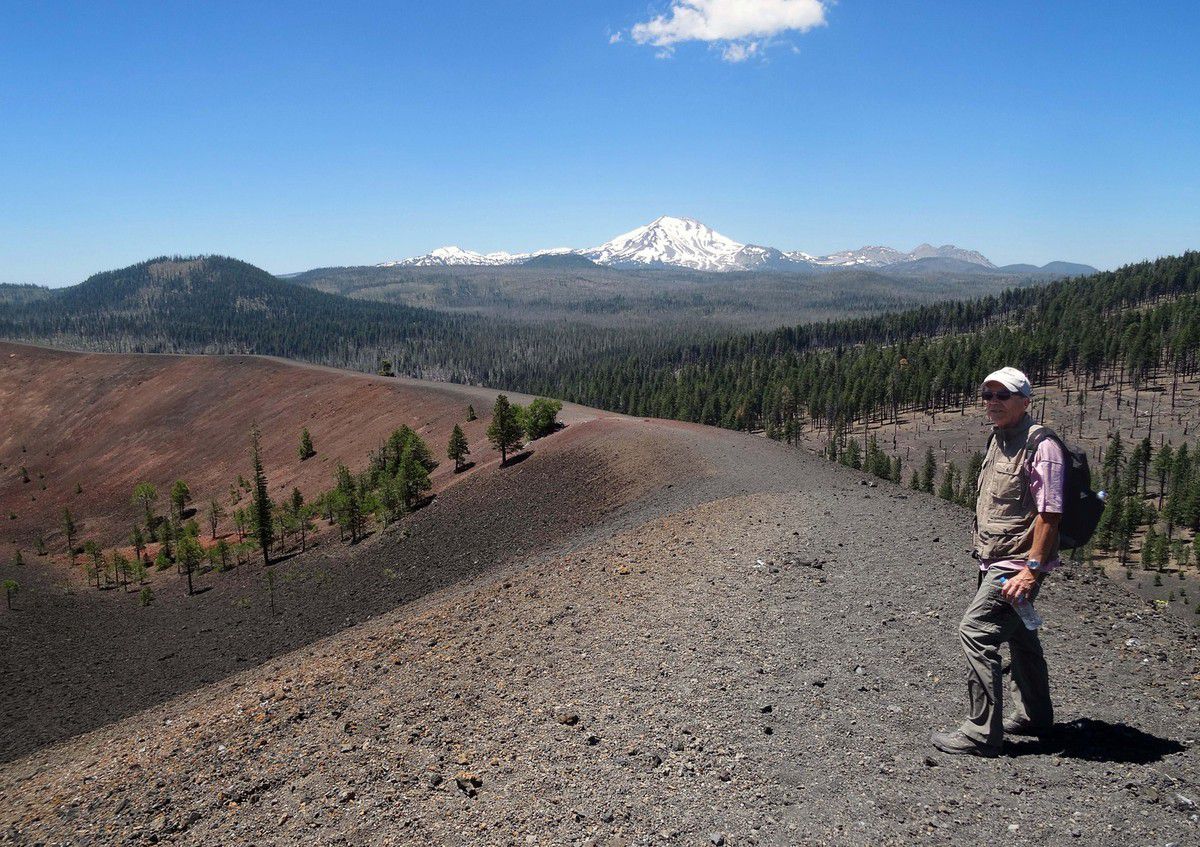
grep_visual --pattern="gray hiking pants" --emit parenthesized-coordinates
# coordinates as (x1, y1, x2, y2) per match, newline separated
(957, 568, 1054, 748)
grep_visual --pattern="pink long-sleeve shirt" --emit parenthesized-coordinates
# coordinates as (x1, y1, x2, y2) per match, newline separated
(978, 437, 1066, 574)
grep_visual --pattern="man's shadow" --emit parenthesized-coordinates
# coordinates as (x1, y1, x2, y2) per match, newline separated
(1005, 718, 1184, 763)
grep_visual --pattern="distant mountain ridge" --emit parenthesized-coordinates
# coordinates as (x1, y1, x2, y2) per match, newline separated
(381, 215, 1094, 275)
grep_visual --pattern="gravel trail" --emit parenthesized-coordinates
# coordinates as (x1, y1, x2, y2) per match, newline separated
(1, 421, 1197, 846)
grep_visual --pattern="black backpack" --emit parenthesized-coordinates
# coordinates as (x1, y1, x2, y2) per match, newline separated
(1026, 430, 1106, 550)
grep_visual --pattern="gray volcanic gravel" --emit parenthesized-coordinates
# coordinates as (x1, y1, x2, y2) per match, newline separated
(1, 420, 1197, 846)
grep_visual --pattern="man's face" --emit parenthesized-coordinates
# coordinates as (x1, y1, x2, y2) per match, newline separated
(982, 380, 1030, 429)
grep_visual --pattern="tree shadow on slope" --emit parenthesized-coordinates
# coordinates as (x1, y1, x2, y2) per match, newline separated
(1005, 718, 1184, 763)
(500, 450, 534, 468)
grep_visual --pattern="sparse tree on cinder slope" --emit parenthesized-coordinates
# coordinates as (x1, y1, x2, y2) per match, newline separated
(131, 525, 145, 565)
(177, 534, 203, 595)
(448, 424, 470, 472)
(399, 446, 431, 508)
(207, 499, 224, 539)
(299, 427, 315, 461)
(524, 397, 563, 440)
(250, 425, 274, 567)
(83, 540, 103, 589)
(111, 550, 130, 590)
(132, 483, 158, 539)
(487, 395, 524, 465)
(170, 480, 191, 521)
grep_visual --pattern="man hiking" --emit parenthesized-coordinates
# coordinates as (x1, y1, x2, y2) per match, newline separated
(932, 367, 1064, 757)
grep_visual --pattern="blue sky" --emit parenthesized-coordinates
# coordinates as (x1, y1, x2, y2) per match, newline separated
(2, 0, 1198, 285)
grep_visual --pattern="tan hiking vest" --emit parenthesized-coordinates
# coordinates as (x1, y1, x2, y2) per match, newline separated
(972, 413, 1060, 562)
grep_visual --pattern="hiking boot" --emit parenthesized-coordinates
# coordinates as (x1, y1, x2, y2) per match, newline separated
(930, 730, 1000, 758)
(1003, 717, 1052, 737)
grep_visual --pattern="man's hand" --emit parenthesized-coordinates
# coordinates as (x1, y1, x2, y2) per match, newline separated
(1001, 567, 1039, 603)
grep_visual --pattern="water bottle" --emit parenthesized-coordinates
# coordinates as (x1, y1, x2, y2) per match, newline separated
(999, 576, 1043, 630)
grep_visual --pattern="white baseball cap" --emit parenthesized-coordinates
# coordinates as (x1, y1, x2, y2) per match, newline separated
(982, 367, 1031, 397)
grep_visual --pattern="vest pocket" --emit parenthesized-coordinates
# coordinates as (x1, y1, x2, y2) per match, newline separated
(989, 461, 1025, 508)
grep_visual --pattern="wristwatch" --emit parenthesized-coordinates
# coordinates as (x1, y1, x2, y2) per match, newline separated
(1026, 559, 1042, 572)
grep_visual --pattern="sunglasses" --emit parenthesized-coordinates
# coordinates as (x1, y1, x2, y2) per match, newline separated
(981, 389, 1016, 401)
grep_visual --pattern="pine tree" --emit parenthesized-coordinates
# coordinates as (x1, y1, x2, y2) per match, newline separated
(963, 451, 984, 507)
(1095, 482, 1124, 550)
(215, 538, 231, 571)
(298, 505, 312, 551)
(111, 550, 130, 590)
(466, 405, 477, 422)
(207, 499, 224, 539)
(1142, 525, 1160, 570)
(938, 462, 958, 501)
(177, 534, 203, 595)
(1138, 435, 1153, 493)
(487, 394, 525, 465)
(1102, 433, 1124, 491)
(298, 427, 315, 460)
(910, 470, 921, 491)
(920, 447, 937, 494)
(334, 464, 364, 542)
(448, 424, 470, 472)
(3, 579, 18, 610)
(250, 425, 274, 566)
(170, 479, 191, 521)
(1167, 444, 1192, 532)
(35, 535, 47, 556)
(1153, 530, 1170, 572)
(131, 525, 145, 564)
(399, 447, 432, 508)
(1118, 496, 1145, 565)
(83, 540, 103, 589)
(843, 439, 862, 470)
(379, 474, 403, 524)
(132, 483, 158, 539)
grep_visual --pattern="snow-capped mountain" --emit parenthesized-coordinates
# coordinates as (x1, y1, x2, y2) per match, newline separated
(583, 216, 754, 271)
(378, 216, 1001, 272)
(380, 246, 573, 268)
(800, 245, 908, 267)
(791, 244, 996, 269)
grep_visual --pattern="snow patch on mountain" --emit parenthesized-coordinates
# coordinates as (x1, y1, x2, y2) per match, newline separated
(378, 217, 999, 272)
(380, 246, 573, 268)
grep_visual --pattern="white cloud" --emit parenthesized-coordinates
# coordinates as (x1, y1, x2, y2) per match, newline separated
(609, 31, 622, 44)
(624, 0, 826, 62)
(721, 41, 760, 62)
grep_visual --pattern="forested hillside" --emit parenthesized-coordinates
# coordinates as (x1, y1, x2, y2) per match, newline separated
(0, 257, 639, 384)
(525, 253, 1200, 434)
(0, 284, 53, 305)
(284, 261, 1051, 330)
(4, 254, 1197, 433)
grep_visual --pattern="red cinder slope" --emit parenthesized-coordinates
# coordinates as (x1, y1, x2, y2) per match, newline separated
(0, 342, 598, 556)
